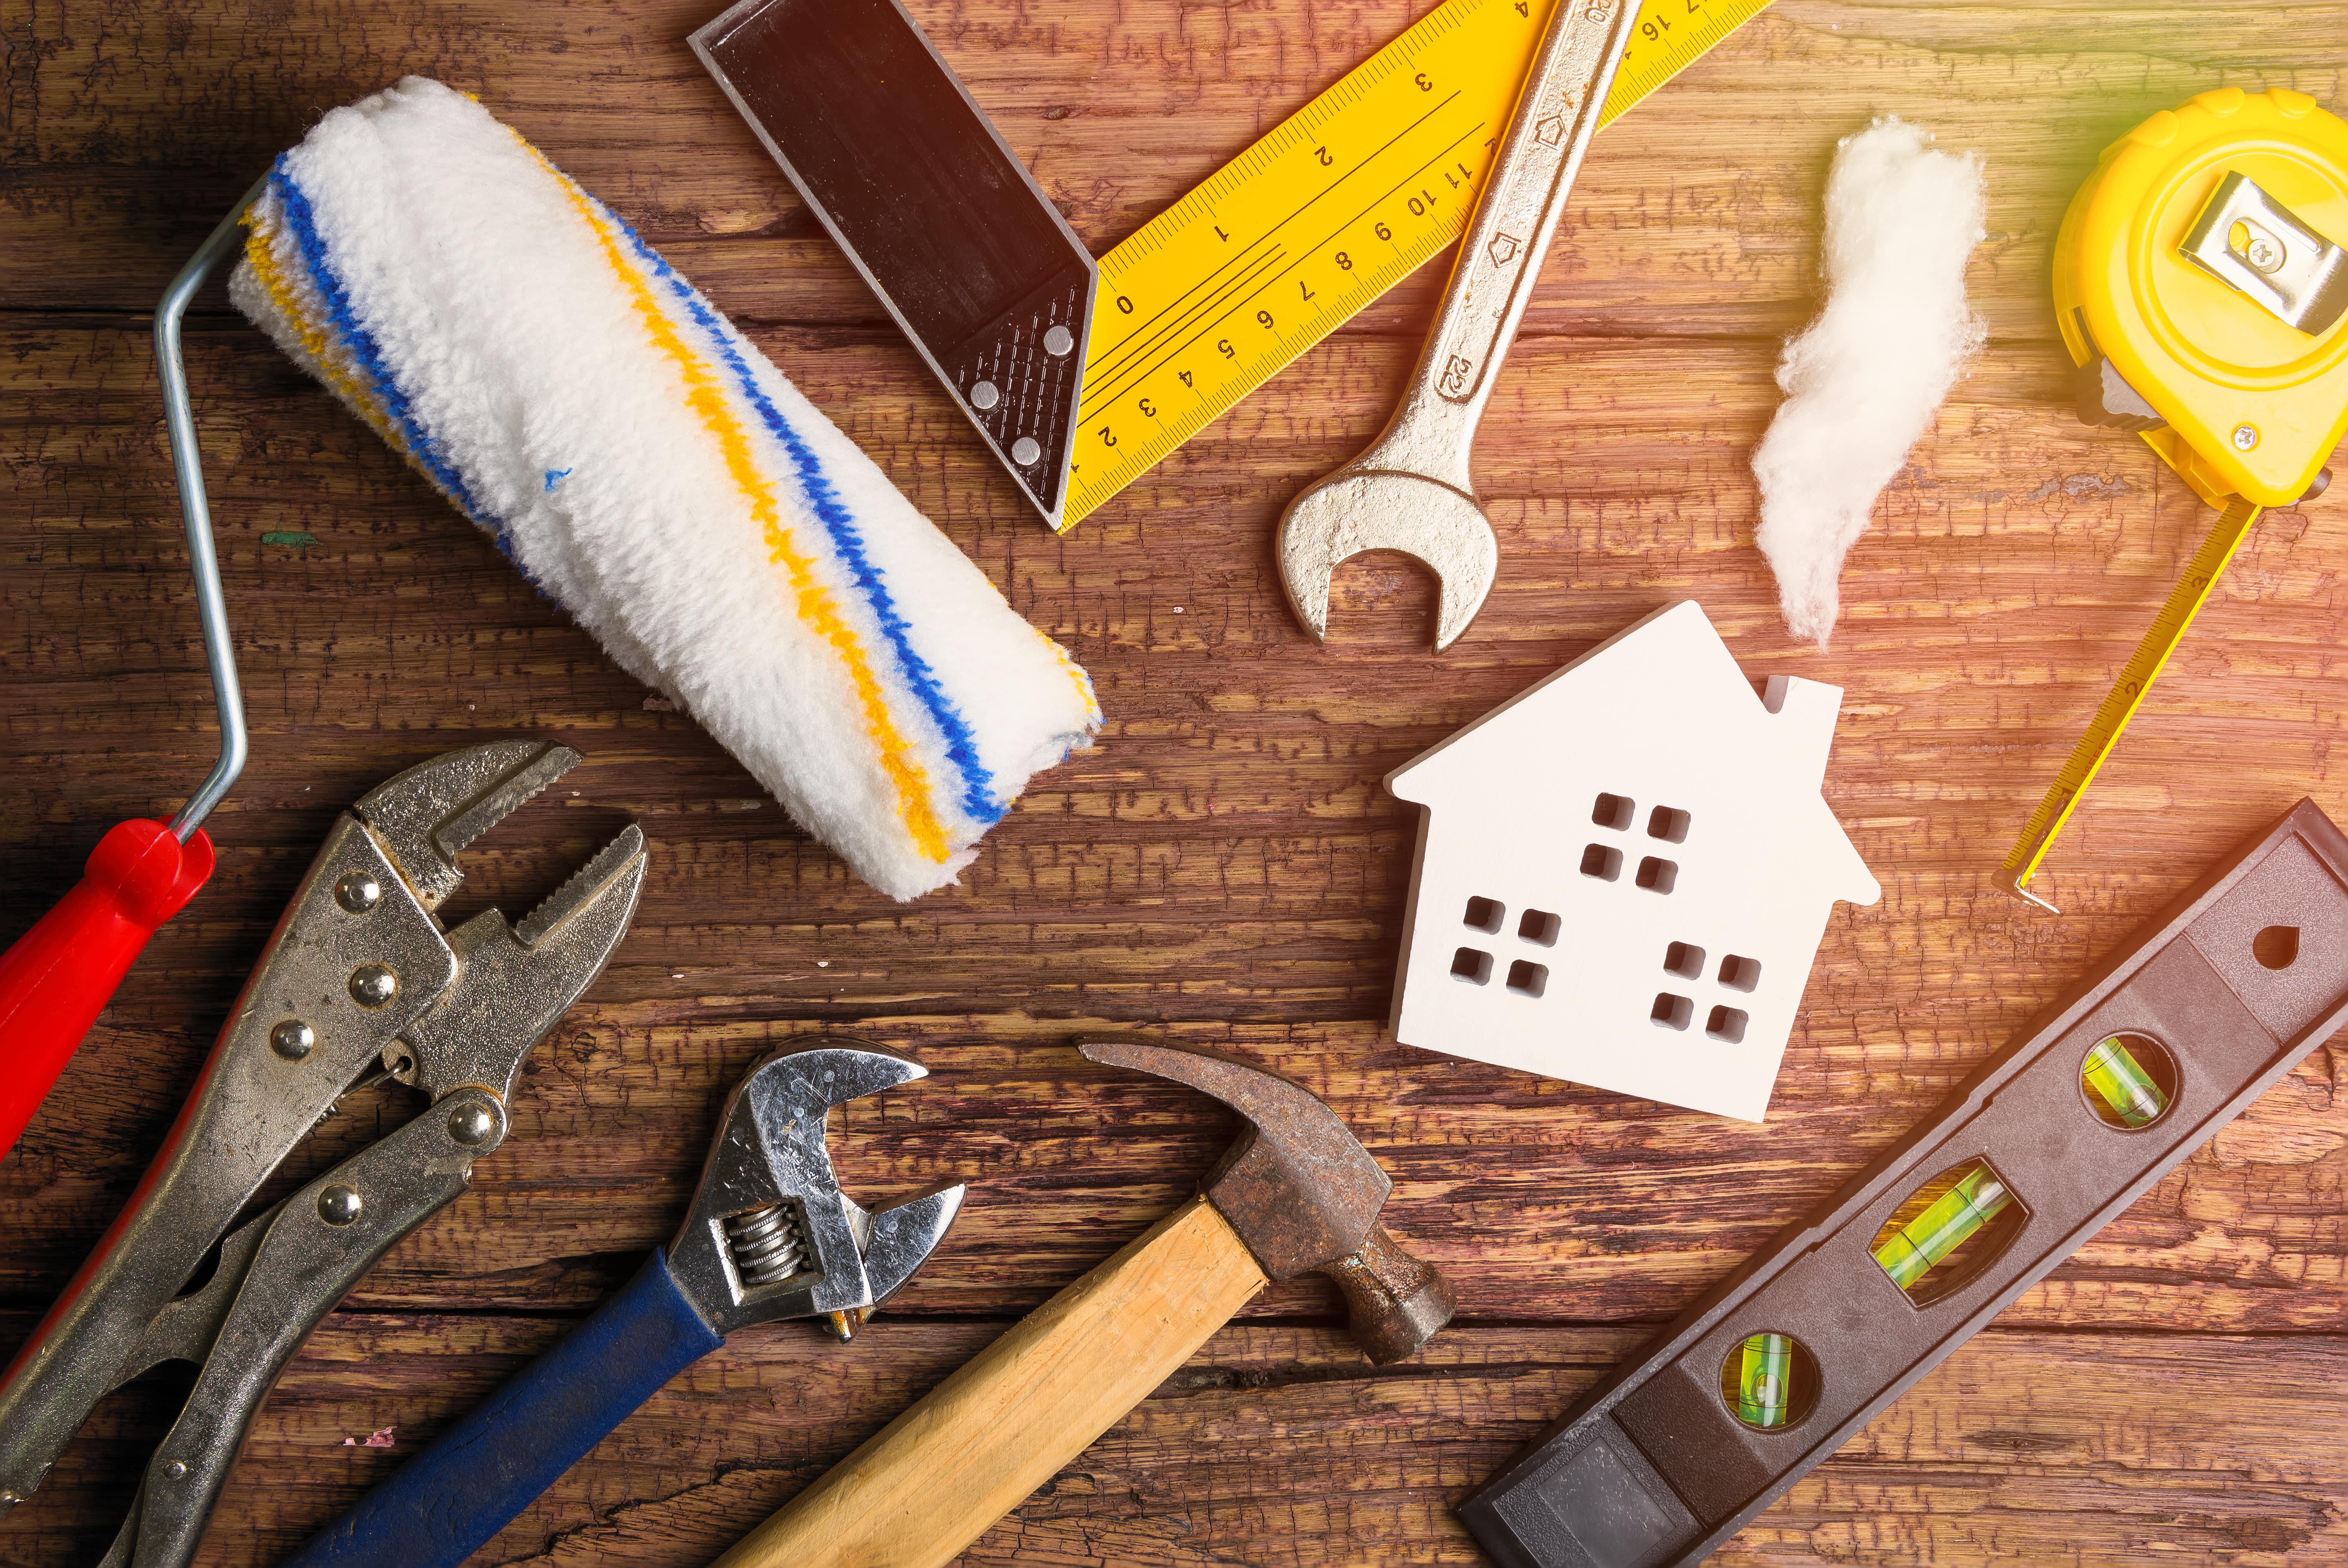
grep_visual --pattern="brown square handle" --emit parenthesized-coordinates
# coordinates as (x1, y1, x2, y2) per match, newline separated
(711, 1196, 1268, 1568)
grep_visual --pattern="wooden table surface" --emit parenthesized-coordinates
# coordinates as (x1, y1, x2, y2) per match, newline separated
(6, 0, 2347, 1563)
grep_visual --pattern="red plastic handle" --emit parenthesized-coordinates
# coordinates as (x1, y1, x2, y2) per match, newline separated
(0, 820, 214, 1158)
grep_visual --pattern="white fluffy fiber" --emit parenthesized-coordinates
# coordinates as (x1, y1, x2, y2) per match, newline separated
(1752, 117, 1987, 646)
(232, 79, 1099, 900)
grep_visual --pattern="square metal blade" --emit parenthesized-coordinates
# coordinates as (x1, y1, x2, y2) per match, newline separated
(694, 0, 1098, 527)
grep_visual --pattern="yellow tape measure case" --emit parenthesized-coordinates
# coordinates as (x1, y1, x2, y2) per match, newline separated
(2054, 87, 2348, 508)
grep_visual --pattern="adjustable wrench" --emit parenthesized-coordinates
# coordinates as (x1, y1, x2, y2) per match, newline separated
(1277, 0, 1637, 649)
(283, 1039, 966, 1568)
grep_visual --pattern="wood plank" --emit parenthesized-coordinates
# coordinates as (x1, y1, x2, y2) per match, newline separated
(5, 319, 2346, 1331)
(4, 1, 2344, 339)
(6, 1317, 2343, 1566)
(8, 0, 2348, 1562)
(6, 1013, 2342, 1335)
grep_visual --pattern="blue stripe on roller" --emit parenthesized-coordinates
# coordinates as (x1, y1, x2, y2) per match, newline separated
(610, 215, 1006, 826)
(269, 159, 512, 554)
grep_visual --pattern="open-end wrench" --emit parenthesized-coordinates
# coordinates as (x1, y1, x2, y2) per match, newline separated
(1276, 0, 1638, 649)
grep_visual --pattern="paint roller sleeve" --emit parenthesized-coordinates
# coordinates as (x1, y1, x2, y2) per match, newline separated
(229, 76, 1100, 901)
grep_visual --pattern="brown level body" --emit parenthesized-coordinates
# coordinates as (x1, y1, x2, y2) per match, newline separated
(1460, 798, 2348, 1568)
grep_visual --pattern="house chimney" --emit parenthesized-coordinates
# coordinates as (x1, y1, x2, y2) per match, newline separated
(1761, 674, 1845, 789)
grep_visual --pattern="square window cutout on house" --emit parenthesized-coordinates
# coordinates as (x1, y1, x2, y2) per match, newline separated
(1706, 1005, 1748, 1043)
(1452, 947, 1493, 985)
(1664, 941, 1705, 980)
(1651, 992, 1693, 1031)
(1519, 908, 1561, 945)
(1580, 844, 1623, 881)
(1648, 805, 1691, 843)
(1506, 960, 1548, 997)
(1464, 896, 1504, 933)
(1719, 954, 1761, 992)
(1592, 793, 1634, 831)
(1635, 856, 1677, 894)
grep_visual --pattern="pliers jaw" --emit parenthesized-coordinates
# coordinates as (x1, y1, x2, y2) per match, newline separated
(353, 738, 584, 911)
(393, 820, 648, 1104)
(667, 1041, 967, 1339)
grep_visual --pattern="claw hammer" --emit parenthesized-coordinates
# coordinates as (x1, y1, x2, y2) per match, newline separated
(712, 1035, 1456, 1568)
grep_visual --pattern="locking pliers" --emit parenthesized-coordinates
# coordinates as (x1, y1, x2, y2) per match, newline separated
(0, 740, 648, 1568)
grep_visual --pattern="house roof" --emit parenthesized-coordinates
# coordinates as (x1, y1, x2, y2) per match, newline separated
(1384, 600, 1878, 904)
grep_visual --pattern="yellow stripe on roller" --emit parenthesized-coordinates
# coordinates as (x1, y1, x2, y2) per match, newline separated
(241, 215, 437, 497)
(529, 146, 955, 865)
(1045, 636, 1102, 724)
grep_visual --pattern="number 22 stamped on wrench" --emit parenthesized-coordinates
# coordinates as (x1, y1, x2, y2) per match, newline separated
(1277, 0, 1637, 649)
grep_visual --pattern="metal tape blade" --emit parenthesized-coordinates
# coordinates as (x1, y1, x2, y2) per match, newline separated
(2001, 494, 2265, 908)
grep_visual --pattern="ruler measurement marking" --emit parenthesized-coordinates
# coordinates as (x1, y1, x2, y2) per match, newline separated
(1101, 0, 1522, 271)
(1092, 91, 1511, 433)
(1088, 118, 1490, 417)
(1125, 75, 1457, 314)
(1082, 108, 1500, 477)
(1147, 123, 1492, 362)
(1085, 87, 1466, 384)
(1074, 237, 1429, 496)
(1084, 255, 1294, 421)
(1087, 246, 1292, 408)
(1078, 235, 1435, 493)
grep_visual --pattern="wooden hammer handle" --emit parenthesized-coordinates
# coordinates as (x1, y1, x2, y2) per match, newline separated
(712, 1196, 1268, 1568)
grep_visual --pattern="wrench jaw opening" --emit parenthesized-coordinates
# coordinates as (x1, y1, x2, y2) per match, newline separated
(1277, 468, 1500, 651)
(666, 1040, 967, 1340)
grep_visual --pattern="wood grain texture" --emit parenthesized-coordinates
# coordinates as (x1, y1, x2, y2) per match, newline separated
(6, 0, 2348, 1563)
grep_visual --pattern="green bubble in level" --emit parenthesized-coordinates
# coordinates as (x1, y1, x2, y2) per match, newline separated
(2083, 1036, 2169, 1128)
(1875, 1166, 2012, 1292)
(1735, 1333, 1793, 1427)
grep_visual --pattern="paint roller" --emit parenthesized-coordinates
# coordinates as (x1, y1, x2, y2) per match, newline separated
(0, 79, 1103, 1153)
(230, 77, 1099, 901)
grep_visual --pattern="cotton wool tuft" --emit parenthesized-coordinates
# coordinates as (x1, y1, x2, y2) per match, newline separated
(1752, 117, 1987, 646)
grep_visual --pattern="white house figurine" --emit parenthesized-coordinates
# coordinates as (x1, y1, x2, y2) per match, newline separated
(1385, 600, 1879, 1121)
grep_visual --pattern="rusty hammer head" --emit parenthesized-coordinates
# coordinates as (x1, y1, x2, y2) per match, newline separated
(1078, 1036, 1455, 1365)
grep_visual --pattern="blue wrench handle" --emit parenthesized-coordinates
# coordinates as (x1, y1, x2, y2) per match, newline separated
(283, 1247, 723, 1568)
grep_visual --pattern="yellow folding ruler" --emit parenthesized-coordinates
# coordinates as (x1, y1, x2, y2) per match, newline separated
(2002, 87, 2348, 909)
(1061, 0, 1770, 529)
